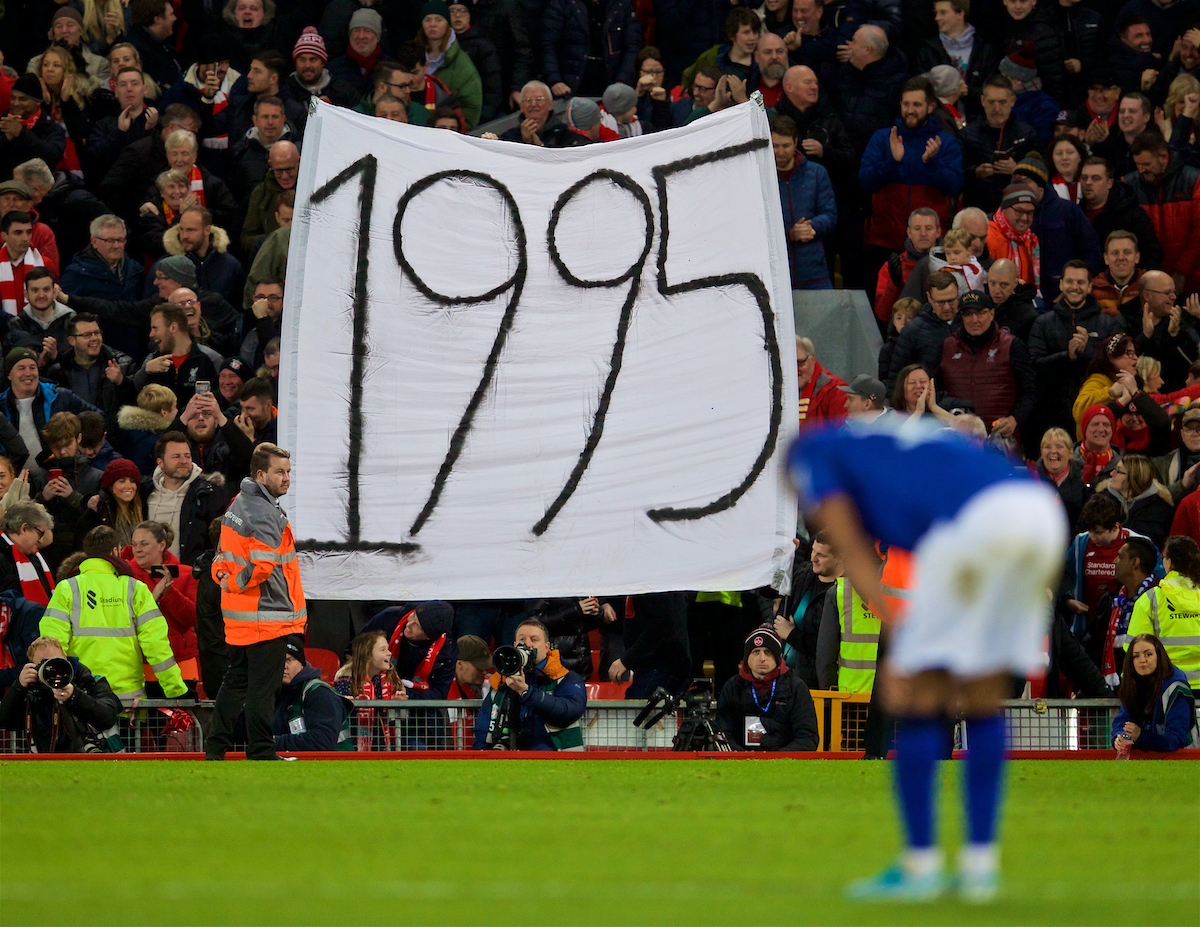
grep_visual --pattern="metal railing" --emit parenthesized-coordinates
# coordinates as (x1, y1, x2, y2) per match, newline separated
(1, 695, 1190, 755)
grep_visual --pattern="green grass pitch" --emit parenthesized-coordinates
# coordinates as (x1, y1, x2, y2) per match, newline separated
(2, 759, 1196, 926)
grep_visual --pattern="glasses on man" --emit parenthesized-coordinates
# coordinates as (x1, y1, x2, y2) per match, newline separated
(522, 94, 550, 104)
(1142, 288, 1176, 298)
(930, 296, 959, 308)
(272, 166, 298, 176)
(73, 328, 103, 339)
(1010, 206, 1035, 217)
(260, 294, 284, 303)
(94, 235, 126, 244)
(960, 307, 993, 318)
(640, 66, 665, 76)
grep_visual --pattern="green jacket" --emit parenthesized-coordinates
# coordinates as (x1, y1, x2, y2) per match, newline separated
(241, 172, 287, 255)
(681, 44, 720, 95)
(243, 226, 290, 310)
(431, 42, 482, 128)
(352, 94, 429, 126)
(40, 559, 187, 700)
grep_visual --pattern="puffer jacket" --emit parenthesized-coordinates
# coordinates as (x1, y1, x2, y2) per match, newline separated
(859, 116, 963, 251)
(1122, 155, 1200, 290)
(958, 114, 1039, 213)
(939, 323, 1036, 427)
(1047, 2, 1102, 105)
(997, 11, 1067, 103)
(831, 47, 910, 154)
(1087, 183, 1164, 273)
(1033, 184, 1102, 303)
(542, 0, 642, 93)
(456, 27, 504, 124)
(431, 41, 484, 129)
(1026, 295, 1124, 433)
(778, 157, 837, 288)
(883, 304, 960, 389)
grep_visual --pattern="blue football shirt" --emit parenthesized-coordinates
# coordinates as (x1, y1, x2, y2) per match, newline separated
(788, 419, 1033, 551)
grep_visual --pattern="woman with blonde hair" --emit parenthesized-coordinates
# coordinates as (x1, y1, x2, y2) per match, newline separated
(81, 0, 129, 53)
(1098, 454, 1175, 548)
(335, 630, 407, 750)
(1036, 426, 1088, 529)
(31, 46, 96, 179)
(1159, 74, 1200, 144)
(117, 385, 178, 476)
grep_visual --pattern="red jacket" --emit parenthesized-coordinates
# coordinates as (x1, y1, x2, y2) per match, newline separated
(1124, 156, 1200, 290)
(121, 546, 198, 662)
(939, 325, 1019, 426)
(29, 209, 59, 278)
(874, 248, 920, 322)
(798, 361, 848, 430)
(1170, 490, 1200, 543)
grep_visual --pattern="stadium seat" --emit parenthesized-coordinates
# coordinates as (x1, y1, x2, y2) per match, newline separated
(307, 648, 342, 683)
(586, 682, 629, 699)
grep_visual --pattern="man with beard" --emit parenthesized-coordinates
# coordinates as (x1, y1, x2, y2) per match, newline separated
(133, 304, 217, 408)
(751, 33, 789, 109)
(287, 27, 359, 108)
(1080, 158, 1163, 272)
(153, 206, 244, 311)
(958, 74, 1038, 213)
(177, 390, 252, 482)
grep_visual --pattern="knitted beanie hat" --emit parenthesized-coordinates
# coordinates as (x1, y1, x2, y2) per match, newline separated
(1013, 152, 1049, 187)
(101, 458, 142, 490)
(1000, 183, 1037, 210)
(292, 26, 328, 64)
(744, 625, 783, 664)
(349, 8, 383, 36)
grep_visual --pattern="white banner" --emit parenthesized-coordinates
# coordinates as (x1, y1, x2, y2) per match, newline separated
(280, 101, 798, 599)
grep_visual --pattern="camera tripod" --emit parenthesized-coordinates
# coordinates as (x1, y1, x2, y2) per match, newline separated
(632, 680, 732, 752)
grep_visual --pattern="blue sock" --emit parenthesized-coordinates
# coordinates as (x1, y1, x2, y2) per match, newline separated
(893, 717, 945, 849)
(963, 714, 1007, 845)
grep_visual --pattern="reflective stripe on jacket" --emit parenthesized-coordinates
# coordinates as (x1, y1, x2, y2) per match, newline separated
(835, 578, 881, 694)
(38, 558, 186, 699)
(1127, 572, 1200, 689)
(213, 478, 306, 645)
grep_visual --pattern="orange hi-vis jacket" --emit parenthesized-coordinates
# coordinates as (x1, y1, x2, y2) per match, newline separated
(874, 546, 914, 623)
(213, 478, 306, 645)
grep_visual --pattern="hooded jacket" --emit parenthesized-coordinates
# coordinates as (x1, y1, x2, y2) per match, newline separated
(157, 225, 246, 313)
(116, 404, 173, 476)
(1096, 479, 1177, 550)
(5, 301, 76, 358)
(142, 464, 227, 567)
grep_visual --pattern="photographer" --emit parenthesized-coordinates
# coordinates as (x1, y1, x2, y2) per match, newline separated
(716, 626, 819, 751)
(0, 636, 121, 752)
(472, 618, 587, 751)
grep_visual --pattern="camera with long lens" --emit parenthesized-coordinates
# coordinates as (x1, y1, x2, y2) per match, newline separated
(36, 656, 74, 690)
(492, 642, 537, 678)
(633, 678, 730, 752)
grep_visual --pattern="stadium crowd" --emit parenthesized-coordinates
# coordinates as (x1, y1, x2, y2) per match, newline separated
(0, 0, 1198, 753)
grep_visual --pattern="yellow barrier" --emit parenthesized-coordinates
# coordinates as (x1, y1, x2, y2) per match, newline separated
(809, 690, 874, 752)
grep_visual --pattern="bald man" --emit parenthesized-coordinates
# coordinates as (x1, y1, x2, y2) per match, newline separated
(774, 66, 856, 183)
(242, 140, 300, 254)
(1138, 269, 1200, 390)
(752, 33, 789, 108)
(831, 25, 907, 153)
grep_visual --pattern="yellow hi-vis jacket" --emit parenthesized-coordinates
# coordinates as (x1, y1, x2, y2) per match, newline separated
(834, 578, 881, 694)
(1127, 572, 1200, 690)
(39, 558, 187, 700)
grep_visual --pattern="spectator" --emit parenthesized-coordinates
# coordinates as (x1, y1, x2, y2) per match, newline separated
(773, 115, 837, 290)
(986, 183, 1040, 291)
(1090, 229, 1149, 327)
(226, 96, 294, 200)
(831, 25, 909, 154)
(758, 0, 793, 38)
(448, 2, 503, 124)
(77, 410, 121, 471)
(879, 207, 943, 321)
(1, 346, 99, 466)
(122, 519, 199, 684)
(178, 390, 253, 482)
(1096, 454, 1175, 548)
(1048, 135, 1087, 204)
(135, 169, 188, 260)
(600, 82, 642, 138)
(816, 572, 881, 693)
(795, 335, 848, 428)
(775, 66, 857, 188)
(33, 411, 103, 567)
(1, 212, 47, 318)
(717, 625, 819, 750)
(472, 616, 587, 749)
(1127, 535, 1200, 694)
(1093, 535, 1159, 681)
(526, 596, 606, 680)
(200, 51, 306, 151)
(1135, 269, 1199, 391)
(500, 81, 562, 144)
(940, 290, 1035, 438)
(0, 635, 121, 753)
(1036, 425, 1090, 529)
(126, 0, 182, 88)
(1048, 0, 1102, 107)
(139, 128, 240, 232)
(232, 377, 278, 446)
(1153, 408, 1200, 504)
(274, 634, 353, 751)
(1080, 163, 1164, 286)
(680, 5, 761, 87)
(41, 524, 187, 702)
(542, 0, 642, 99)
(996, 0, 1066, 141)
(1, 75, 68, 181)
(877, 299, 923, 380)
(450, 634, 492, 699)
(58, 215, 144, 304)
(987, 258, 1037, 343)
(361, 600, 458, 701)
(180, 36, 239, 152)
(87, 68, 158, 183)
(889, 362, 958, 423)
(1113, 633, 1198, 752)
(288, 27, 359, 108)
(860, 76, 963, 261)
(772, 530, 841, 687)
(7, 268, 75, 364)
(335, 629, 408, 750)
(151, 206, 243, 314)
(330, 10, 387, 100)
(913, 0, 998, 111)
(240, 141, 299, 256)
(959, 74, 1039, 213)
(80, 458, 144, 548)
(9, 161, 108, 287)
(0, 179, 61, 278)
(415, 1, 484, 129)
(1028, 260, 1123, 440)
(98, 105, 199, 225)
(134, 303, 218, 409)
(117, 384, 176, 475)
(143, 429, 226, 565)
(925, 227, 986, 294)
(1076, 403, 1123, 488)
(1125, 132, 1200, 293)
(1095, 92, 1154, 181)
(884, 270, 961, 389)
(0, 501, 56, 603)
(545, 97, 608, 146)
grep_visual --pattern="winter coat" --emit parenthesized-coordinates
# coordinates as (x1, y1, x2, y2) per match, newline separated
(1048, 2, 1103, 104)
(360, 606, 459, 700)
(1059, 526, 1163, 634)
(153, 226, 245, 315)
(0, 108, 66, 180)
(272, 664, 352, 751)
(859, 116, 963, 251)
(799, 363, 850, 428)
(32, 173, 109, 264)
(115, 405, 173, 476)
(198, 85, 308, 154)
(883, 304, 960, 389)
(133, 342, 219, 409)
(716, 668, 819, 750)
(59, 247, 144, 305)
(471, 655, 588, 750)
(6, 303, 76, 358)
(993, 285, 1039, 344)
(1033, 185, 1102, 303)
(777, 158, 837, 288)
(455, 28, 504, 124)
(1112, 666, 1198, 751)
(958, 114, 1039, 213)
(1115, 0, 1195, 57)
(0, 656, 121, 753)
(770, 559, 834, 689)
(139, 467, 227, 567)
(1087, 183, 1164, 273)
(831, 47, 910, 154)
(30, 449, 103, 568)
(1096, 480, 1177, 550)
(773, 96, 859, 186)
(241, 171, 290, 255)
(939, 323, 1037, 426)
(1027, 295, 1124, 433)
(87, 108, 156, 182)
(243, 227, 290, 310)
(430, 40, 484, 129)
(285, 71, 360, 110)
(0, 589, 50, 692)
(997, 11, 1067, 104)
(1036, 458, 1091, 531)
(542, 0, 642, 94)
(1122, 155, 1200, 290)
(137, 167, 240, 236)
(121, 547, 199, 663)
(126, 25, 182, 88)
(46, 344, 135, 434)
(526, 597, 602, 679)
(913, 34, 1000, 114)
(0, 382, 100, 443)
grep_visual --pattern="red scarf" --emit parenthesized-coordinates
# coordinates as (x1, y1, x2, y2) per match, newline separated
(1085, 101, 1118, 129)
(1079, 446, 1114, 484)
(738, 660, 789, 695)
(187, 165, 206, 206)
(2, 533, 53, 606)
(355, 672, 399, 750)
(349, 45, 381, 76)
(0, 599, 13, 670)
(387, 617, 447, 691)
(992, 206, 1040, 291)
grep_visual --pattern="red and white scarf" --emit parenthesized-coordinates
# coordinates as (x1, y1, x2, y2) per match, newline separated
(0, 245, 46, 317)
(187, 165, 206, 205)
(202, 74, 233, 150)
(354, 672, 400, 750)
(388, 621, 447, 692)
(992, 206, 1040, 293)
(2, 533, 53, 606)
